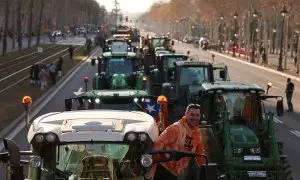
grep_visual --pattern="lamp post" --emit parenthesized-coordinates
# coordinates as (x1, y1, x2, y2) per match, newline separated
(218, 14, 224, 52)
(232, 12, 238, 57)
(277, 6, 288, 71)
(272, 28, 276, 54)
(250, 10, 258, 63)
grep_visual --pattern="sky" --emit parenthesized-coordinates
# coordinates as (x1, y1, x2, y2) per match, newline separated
(96, 0, 165, 13)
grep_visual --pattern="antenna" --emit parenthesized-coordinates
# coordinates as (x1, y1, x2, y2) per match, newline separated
(112, 0, 121, 27)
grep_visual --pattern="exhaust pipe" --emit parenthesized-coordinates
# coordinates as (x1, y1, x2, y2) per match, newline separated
(3, 139, 21, 167)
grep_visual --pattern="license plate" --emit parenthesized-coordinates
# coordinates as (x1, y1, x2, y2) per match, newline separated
(244, 155, 261, 161)
(247, 171, 266, 177)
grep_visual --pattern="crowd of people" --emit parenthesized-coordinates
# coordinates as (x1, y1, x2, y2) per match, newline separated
(29, 56, 63, 90)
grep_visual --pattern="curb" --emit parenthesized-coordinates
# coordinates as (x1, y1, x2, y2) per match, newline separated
(209, 50, 300, 82)
(0, 47, 99, 139)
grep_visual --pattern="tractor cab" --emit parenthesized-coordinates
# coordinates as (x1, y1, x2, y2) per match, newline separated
(149, 53, 188, 95)
(91, 52, 148, 90)
(194, 81, 291, 179)
(103, 38, 131, 53)
(212, 63, 230, 81)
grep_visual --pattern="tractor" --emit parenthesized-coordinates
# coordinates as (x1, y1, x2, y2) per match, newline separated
(193, 81, 293, 180)
(160, 61, 229, 123)
(148, 53, 188, 95)
(142, 36, 175, 75)
(91, 51, 148, 91)
(102, 38, 132, 53)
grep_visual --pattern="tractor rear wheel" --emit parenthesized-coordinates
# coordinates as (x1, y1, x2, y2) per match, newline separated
(281, 156, 293, 180)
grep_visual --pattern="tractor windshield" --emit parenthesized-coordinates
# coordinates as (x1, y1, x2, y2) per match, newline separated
(93, 97, 139, 111)
(180, 67, 210, 86)
(151, 38, 167, 49)
(30, 143, 145, 180)
(164, 56, 186, 68)
(214, 91, 262, 127)
(106, 58, 133, 75)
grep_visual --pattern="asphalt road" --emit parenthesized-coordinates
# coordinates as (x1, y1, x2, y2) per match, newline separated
(0, 40, 300, 179)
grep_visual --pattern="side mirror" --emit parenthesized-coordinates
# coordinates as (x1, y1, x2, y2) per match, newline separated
(65, 99, 73, 111)
(276, 99, 284, 117)
(171, 40, 175, 46)
(187, 51, 190, 56)
(198, 90, 203, 97)
(219, 70, 225, 79)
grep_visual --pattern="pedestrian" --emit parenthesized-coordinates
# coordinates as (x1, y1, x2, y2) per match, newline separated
(285, 78, 294, 112)
(39, 66, 48, 90)
(56, 56, 63, 77)
(68, 45, 74, 59)
(29, 64, 35, 85)
(49, 63, 57, 85)
(33, 64, 40, 86)
(145, 104, 205, 180)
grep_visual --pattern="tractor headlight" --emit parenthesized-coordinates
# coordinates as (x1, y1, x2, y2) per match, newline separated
(139, 133, 148, 142)
(95, 98, 100, 103)
(46, 133, 57, 142)
(233, 148, 243, 154)
(29, 155, 42, 168)
(134, 98, 139, 103)
(250, 147, 261, 154)
(141, 154, 153, 168)
(142, 76, 147, 81)
(35, 134, 44, 143)
(126, 132, 137, 141)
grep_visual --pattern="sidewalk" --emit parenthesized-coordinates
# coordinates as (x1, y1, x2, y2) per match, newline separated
(218, 50, 300, 79)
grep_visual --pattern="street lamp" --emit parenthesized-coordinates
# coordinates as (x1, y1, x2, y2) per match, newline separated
(219, 14, 224, 52)
(278, 6, 288, 71)
(232, 12, 238, 57)
(272, 28, 276, 54)
(250, 10, 258, 63)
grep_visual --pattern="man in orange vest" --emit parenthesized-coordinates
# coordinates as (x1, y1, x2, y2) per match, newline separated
(145, 104, 206, 180)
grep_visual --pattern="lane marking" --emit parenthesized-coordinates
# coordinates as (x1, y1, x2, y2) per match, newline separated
(274, 117, 283, 124)
(0, 48, 101, 151)
(290, 130, 300, 138)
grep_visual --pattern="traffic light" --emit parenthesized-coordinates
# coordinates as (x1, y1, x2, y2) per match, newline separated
(125, 16, 128, 22)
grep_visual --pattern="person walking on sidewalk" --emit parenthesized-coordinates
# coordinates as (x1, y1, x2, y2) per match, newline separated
(285, 78, 295, 112)
(33, 64, 40, 86)
(68, 45, 74, 59)
(49, 63, 57, 85)
(56, 56, 63, 77)
(39, 66, 48, 90)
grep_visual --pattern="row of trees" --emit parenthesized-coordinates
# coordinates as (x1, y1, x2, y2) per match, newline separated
(140, 0, 300, 70)
(0, 0, 108, 55)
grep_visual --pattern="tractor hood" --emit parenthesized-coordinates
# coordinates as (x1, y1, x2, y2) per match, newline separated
(230, 125, 259, 148)
(111, 73, 127, 89)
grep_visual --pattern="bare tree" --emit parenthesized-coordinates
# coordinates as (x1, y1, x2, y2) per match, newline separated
(27, 0, 34, 47)
(2, 0, 10, 55)
(17, 0, 23, 50)
(36, 0, 45, 46)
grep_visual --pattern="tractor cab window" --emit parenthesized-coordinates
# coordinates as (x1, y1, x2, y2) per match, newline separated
(164, 57, 185, 69)
(108, 41, 126, 46)
(151, 38, 167, 48)
(179, 67, 209, 86)
(215, 91, 261, 128)
(36, 143, 145, 180)
(106, 58, 133, 75)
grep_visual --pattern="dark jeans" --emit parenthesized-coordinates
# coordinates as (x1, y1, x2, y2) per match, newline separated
(153, 164, 177, 180)
(49, 72, 56, 85)
(286, 93, 293, 111)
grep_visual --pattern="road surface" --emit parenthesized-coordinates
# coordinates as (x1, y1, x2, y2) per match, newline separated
(0, 41, 300, 179)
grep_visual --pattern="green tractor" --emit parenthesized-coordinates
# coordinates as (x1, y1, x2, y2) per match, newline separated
(194, 81, 292, 180)
(161, 61, 229, 122)
(91, 51, 148, 91)
(142, 36, 175, 75)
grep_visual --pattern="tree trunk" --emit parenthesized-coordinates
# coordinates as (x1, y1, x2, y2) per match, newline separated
(36, 0, 45, 46)
(296, 35, 300, 73)
(28, 0, 34, 48)
(263, 17, 268, 64)
(284, 16, 289, 70)
(17, 0, 23, 51)
(2, 0, 10, 55)
(12, 0, 16, 51)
